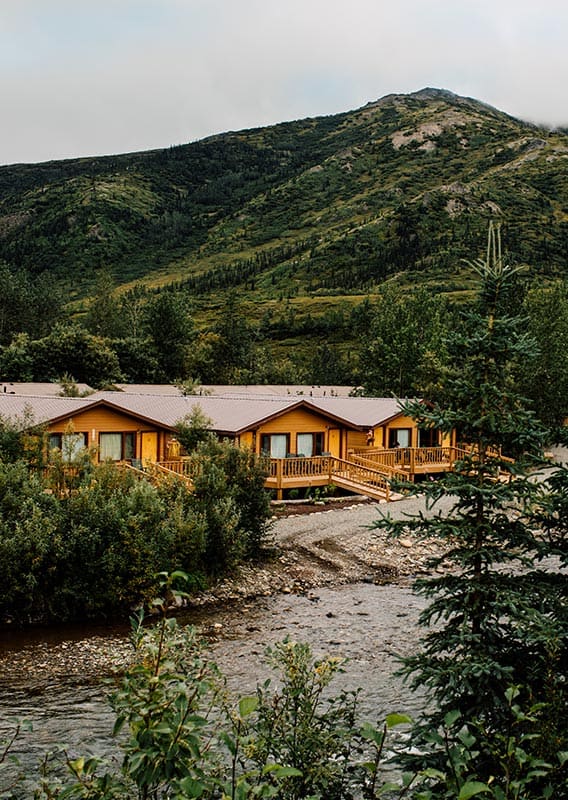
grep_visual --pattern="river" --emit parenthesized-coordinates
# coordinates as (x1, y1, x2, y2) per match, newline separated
(0, 580, 428, 796)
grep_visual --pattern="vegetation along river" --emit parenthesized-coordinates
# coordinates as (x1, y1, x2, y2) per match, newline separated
(0, 495, 453, 794)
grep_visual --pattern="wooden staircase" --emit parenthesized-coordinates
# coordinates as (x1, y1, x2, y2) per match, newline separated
(328, 457, 405, 502)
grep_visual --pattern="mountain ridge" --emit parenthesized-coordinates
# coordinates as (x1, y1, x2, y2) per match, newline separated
(0, 87, 566, 308)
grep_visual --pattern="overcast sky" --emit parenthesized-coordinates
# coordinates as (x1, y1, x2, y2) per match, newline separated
(1, 0, 567, 166)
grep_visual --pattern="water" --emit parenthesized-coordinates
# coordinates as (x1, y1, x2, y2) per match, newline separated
(0, 582, 428, 795)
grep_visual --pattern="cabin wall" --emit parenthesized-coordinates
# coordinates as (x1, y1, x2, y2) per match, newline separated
(47, 408, 170, 461)
(382, 413, 419, 448)
(252, 407, 345, 458)
(238, 431, 254, 450)
(346, 430, 367, 450)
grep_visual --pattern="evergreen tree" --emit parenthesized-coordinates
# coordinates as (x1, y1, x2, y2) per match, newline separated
(144, 290, 194, 381)
(372, 224, 567, 794)
(521, 280, 568, 430)
(359, 285, 449, 397)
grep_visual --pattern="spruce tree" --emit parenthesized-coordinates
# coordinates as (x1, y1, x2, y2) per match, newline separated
(373, 224, 567, 793)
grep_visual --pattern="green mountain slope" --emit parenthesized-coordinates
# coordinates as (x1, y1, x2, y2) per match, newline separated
(1, 87, 567, 302)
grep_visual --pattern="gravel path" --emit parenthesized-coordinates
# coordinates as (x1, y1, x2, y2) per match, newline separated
(189, 491, 458, 608)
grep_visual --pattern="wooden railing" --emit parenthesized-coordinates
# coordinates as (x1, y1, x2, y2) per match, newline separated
(329, 456, 393, 500)
(268, 455, 333, 481)
(349, 446, 464, 472)
(267, 454, 395, 500)
(347, 452, 409, 482)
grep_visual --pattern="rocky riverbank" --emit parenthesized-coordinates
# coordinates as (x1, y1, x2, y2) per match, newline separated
(0, 493, 448, 687)
(190, 494, 449, 608)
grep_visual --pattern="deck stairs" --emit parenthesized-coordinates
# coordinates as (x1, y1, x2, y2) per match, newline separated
(328, 457, 405, 502)
(120, 460, 194, 489)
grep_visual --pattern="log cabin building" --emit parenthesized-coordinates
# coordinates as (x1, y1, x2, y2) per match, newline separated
(0, 387, 459, 501)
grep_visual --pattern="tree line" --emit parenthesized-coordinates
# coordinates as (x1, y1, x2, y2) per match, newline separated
(1, 259, 566, 430)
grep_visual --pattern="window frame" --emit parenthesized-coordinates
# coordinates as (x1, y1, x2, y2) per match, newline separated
(296, 432, 325, 457)
(48, 432, 88, 462)
(260, 433, 290, 458)
(99, 431, 137, 462)
(388, 428, 412, 448)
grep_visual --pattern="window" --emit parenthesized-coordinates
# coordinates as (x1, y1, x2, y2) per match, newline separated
(48, 432, 87, 462)
(99, 432, 136, 461)
(388, 428, 411, 448)
(419, 428, 440, 447)
(260, 433, 289, 458)
(296, 432, 325, 457)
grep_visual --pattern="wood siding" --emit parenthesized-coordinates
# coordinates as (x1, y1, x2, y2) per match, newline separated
(253, 407, 344, 458)
(47, 407, 172, 462)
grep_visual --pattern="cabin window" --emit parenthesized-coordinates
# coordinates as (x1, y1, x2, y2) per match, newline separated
(48, 432, 87, 462)
(124, 432, 136, 460)
(260, 433, 289, 458)
(99, 432, 136, 461)
(296, 432, 324, 457)
(388, 428, 411, 448)
(419, 428, 440, 447)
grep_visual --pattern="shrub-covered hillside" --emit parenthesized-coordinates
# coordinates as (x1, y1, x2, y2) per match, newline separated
(1, 87, 567, 301)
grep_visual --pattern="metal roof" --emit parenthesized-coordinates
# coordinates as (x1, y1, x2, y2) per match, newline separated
(305, 396, 405, 427)
(96, 392, 311, 434)
(0, 391, 408, 434)
(0, 382, 94, 397)
(0, 395, 96, 427)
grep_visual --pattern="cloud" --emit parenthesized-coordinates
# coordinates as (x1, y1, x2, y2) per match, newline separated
(1, 0, 567, 165)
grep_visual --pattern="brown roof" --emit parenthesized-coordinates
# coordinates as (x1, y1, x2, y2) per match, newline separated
(96, 392, 322, 435)
(0, 382, 93, 397)
(0, 395, 96, 427)
(0, 391, 407, 435)
(305, 396, 405, 427)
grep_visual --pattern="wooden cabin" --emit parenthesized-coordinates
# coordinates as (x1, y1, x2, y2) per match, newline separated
(0, 389, 458, 501)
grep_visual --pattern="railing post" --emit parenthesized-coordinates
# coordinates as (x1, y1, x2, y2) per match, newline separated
(276, 458, 283, 501)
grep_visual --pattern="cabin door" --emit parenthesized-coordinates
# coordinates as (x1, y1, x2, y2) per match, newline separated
(141, 432, 158, 463)
(328, 428, 341, 458)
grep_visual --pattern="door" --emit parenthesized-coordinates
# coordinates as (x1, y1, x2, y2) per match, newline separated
(141, 432, 158, 463)
(328, 428, 341, 458)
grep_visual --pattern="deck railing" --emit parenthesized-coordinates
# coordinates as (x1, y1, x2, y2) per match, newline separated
(268, 455, 333, 480)
(348, 445, 462, 471)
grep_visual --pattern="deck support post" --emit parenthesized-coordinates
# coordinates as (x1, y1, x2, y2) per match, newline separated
(276, 458, 283, 500)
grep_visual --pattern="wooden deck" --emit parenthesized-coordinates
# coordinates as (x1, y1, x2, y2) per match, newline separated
(134, 446, 479, 503)
(347, 445, 465, 476)
(264, 446, 465, 500)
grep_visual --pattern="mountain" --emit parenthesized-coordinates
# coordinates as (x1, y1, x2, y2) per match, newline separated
(1, 87, 567, 309)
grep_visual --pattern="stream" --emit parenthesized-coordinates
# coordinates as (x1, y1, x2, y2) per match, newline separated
(0, 581, 428, 796)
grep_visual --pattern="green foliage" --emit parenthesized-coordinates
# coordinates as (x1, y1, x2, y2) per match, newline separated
(0, 262, 64, 346)
(9, 595, 568, 798)
(1, 91, 567, 369)
(175, 411, 272, 561)
(29, 324, 122, 387)
(175, 406, 217, 453)
(370, 228, 567, 792)
(520, 281, 568, 429)
(359, 285, 451, 397)
(247, 640, 360, 800)
(32, 605, 368, 800)
(0, 443, 271, 623)
(408, 690, 566, 800)
(185, 438, 272, 572)
(144, 290, 195, 380)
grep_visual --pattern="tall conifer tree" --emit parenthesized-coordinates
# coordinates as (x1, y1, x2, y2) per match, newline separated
(373, 224, 567, 793)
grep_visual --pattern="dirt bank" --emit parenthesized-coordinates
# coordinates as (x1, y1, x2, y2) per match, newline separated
(189, 493, 453, 607)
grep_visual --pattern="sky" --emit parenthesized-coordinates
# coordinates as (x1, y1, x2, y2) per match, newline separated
(1, 0, 567, 166)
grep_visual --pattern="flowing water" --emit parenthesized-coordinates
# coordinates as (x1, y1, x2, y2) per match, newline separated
(0, 581, 428, 795)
